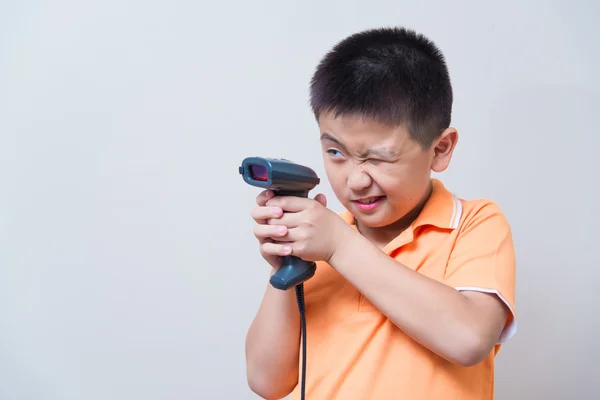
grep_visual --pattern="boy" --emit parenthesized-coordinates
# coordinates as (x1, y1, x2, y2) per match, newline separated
(245, 26, 517, 400)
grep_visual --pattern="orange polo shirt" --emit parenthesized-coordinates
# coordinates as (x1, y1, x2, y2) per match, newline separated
(290, 178, 517, 400)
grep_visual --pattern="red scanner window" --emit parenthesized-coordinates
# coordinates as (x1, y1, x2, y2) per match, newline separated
(249, 165, 268, 181)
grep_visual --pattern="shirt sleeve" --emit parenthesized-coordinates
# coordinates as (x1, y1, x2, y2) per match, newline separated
(443, 200, 518, 344)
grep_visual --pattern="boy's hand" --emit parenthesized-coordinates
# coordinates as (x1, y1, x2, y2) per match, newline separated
(251, 190, 287, 269)
(262, 193, 348, 263)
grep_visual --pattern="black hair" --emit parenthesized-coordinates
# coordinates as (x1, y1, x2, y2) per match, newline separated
(309, 26, 453, 148)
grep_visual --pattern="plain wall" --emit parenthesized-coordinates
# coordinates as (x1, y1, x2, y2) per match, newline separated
(1, 0, 598, 399)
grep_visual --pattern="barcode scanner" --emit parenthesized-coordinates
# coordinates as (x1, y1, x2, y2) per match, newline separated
(239, 156, 320, 400)
(239, 157, 320, 290)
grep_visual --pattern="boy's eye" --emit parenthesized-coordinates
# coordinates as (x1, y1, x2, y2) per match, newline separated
(327, 149, 343, 157)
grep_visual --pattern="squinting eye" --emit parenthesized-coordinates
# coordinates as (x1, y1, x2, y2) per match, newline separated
(327, 149, 343, 157)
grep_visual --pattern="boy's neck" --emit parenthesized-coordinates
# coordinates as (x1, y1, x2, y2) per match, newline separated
(355, 182, 433, 249)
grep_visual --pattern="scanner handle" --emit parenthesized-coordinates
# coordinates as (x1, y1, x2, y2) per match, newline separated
(269, 189, 317, 290)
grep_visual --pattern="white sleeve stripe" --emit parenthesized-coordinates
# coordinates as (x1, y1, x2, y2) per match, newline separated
(454, 286, 518, 344)
(450, 194, 463, 229)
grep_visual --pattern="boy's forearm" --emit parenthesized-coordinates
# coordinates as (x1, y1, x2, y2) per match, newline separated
(329, 228, 505, 366)
(245, 269, 301, 398)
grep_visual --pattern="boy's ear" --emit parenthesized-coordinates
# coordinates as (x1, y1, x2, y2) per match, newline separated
(430, 127, 458, 173)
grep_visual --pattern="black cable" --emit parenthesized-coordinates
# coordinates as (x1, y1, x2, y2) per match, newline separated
(295, 283, 307, 400)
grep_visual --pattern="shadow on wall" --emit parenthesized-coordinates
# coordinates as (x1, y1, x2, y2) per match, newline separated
(484, 83, 599, 399)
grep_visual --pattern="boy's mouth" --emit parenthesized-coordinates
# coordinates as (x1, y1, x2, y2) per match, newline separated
(352, 196, 386, 211)
(355, 196, 383, 204)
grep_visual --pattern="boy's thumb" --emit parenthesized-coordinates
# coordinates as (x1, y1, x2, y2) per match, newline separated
(314, 193, 327, 207)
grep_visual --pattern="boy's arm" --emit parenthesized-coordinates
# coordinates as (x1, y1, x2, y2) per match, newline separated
(245, 267, 300, 399)
(329, 204, 516, 367)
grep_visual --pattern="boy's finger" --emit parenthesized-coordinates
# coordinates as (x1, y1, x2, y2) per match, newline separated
(256, 190, 275, 206)
(265, 196, 313, 212)
(261, 242, 293, 257)
(265, 211, 300, 228)
(251, 206, 283, 223)
(278, 226, 307, 243)
(253, 224, 288, 240)
(314, 193, 327, 207)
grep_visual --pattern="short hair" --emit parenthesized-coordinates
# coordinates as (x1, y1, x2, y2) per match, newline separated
(309, 26, 453, 148)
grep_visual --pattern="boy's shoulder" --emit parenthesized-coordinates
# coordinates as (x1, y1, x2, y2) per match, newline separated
(452, 192, 514, 249)
(455, 195, 511, 231)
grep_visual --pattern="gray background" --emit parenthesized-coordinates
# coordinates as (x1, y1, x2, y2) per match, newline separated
(1, 0, 598, 399)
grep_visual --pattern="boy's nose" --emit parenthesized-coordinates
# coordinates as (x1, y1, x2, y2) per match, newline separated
(347, 169, 372, 191)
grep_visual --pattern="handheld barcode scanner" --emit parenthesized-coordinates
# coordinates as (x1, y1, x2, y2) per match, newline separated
(239, 156, 320, 400)
(239, 157, 320, 290)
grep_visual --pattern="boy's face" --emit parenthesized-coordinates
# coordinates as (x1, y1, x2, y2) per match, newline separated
(318, 111, 457, 232)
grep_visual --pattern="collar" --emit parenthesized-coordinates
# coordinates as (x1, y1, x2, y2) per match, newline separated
(412, 178, 463, 230)
(339, 178, 463, 253)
